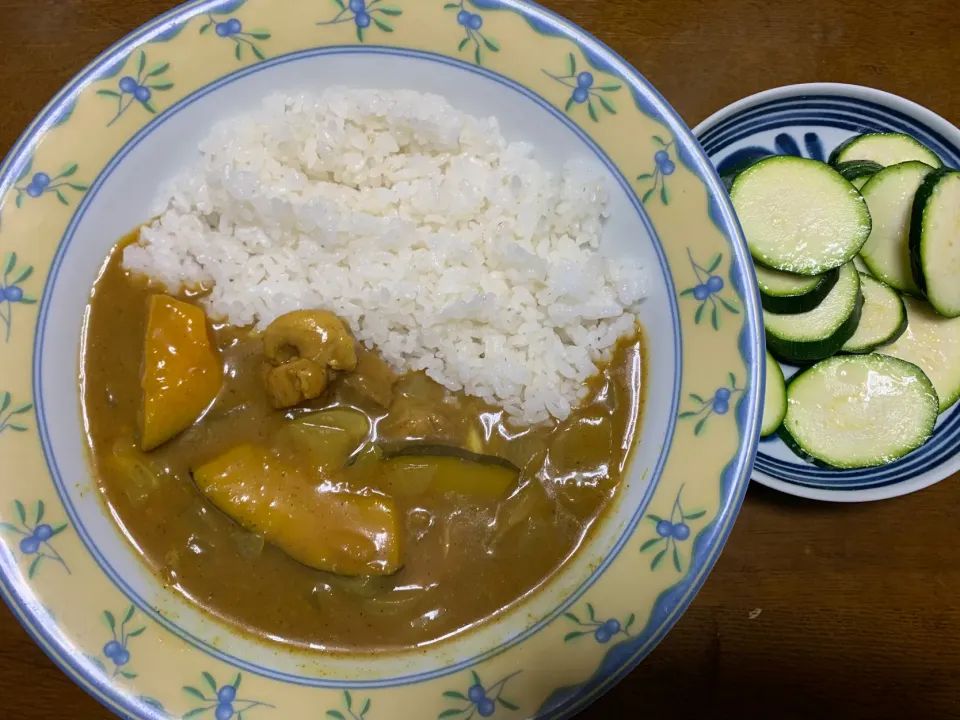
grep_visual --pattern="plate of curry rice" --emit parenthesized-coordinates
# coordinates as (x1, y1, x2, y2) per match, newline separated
(0, 0, 762, 717)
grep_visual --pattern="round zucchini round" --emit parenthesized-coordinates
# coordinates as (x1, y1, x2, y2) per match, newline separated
(829, 132, 942, 168)
(779, 354, 938, 469)
(840, 273, 907, 353)
(764, 262, 863, 364)
(730, 156, 872, 276)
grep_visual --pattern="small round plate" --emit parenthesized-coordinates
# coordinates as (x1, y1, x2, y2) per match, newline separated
(695, 82, 960, 503)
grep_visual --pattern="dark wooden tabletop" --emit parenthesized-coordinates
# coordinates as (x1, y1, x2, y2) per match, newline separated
(2, 0, 959, 718)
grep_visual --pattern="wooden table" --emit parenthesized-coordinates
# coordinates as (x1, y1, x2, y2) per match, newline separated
(2, 0, 958, 717)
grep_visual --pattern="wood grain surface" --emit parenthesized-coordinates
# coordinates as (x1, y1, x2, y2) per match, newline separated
(2, 1, 959, 718)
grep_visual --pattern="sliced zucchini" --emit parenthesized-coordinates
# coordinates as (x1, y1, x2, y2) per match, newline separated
(761, 351, 786, 437)
(830, 132, 942, 168)
(909, 168, 960, 317)
(779, 354, 938, 469)
(730, 156, 871, 275)
(764, 262, 863, 363)
(882, 296, 960, 412)
(859, 161, 935, 295)
(755, 264, 839, 314)
(852, 254, 870, 273)
(841, 273, 907, 353)
(834, 160, 884, 189)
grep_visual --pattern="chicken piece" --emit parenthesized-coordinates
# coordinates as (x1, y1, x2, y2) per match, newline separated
(338, 348, 398, 408)
(262, 310, 358, 408)
(193, 444, 401, 575)
(140, 295, 223, 451)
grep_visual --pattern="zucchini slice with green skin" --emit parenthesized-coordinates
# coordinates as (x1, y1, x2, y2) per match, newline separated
(755, 264, 839, 314)
(882, 296, 960, 412)
(859, 161, 935, 295)
(761, 351, 786, 437)
(730, 156, 871, 275)
(779, 354, 939, 469)
(852, 254, 870, 273)
(829, 132, 943, 168)
(841, 273, 907, 353)
(834, 160, 884, 189)
(909, 168, 960, 317)
(764, 262, 863, 363)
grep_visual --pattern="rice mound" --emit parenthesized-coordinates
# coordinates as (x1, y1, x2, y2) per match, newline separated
(124, 88, 646, 425)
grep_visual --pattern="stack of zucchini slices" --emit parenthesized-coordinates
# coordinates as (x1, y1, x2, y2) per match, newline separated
(729, 132, 960, 469)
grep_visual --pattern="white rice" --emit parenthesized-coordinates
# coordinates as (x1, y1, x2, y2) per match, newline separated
(124, 88, 646, 425)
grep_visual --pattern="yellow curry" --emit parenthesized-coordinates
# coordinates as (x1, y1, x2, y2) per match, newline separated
(81, 232, 644, 652)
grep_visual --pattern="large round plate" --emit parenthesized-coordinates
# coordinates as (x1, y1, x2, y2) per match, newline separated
(696, 82, 960, 503)
(0, 0, 762, 717)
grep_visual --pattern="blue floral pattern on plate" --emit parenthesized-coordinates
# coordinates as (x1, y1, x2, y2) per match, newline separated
(444, 1, 500, 65)
(97, 50, 173, 127)
(183, 672, 273, 719)
(199, 10, 271, 62)
(678, 372, 744, 436)
(440, 671, 521, 718)
(635, 135, 676, 204)
(640, 485, 705, 571)
(679, 248, 740, 329)
(543, 53, 621, 122)
(0, 254, 36, 341)
(563, 603, 635, 644)
(0, 500, 69, 578)
(88, 605, 146, 679)
(318, 0, 403, 42)
(13, 161, 88, 208)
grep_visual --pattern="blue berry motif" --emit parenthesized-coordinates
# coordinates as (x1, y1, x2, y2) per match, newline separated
(11, 158, 88, 213)
(679, 372, 744, 435)
(440, 670, 521, 717)
(324, 690, 372, 720)
(636, 135, 677, 205)
(679, 249, 741, 330)
(641, 485, 706, 572)
(319, 0, 402, 43)
(563, 602, 636, 644)
(118, 76, 138, 93)
(0, 253, 38, 342)
(201, 10, 271, 61)
(655, 519, 674, 537)
(183, 673, 273, 718)
(544, 52, 621, 122)
(97, 50, 173, 126)
(445, 1, 500, 65)
(0, 499, 69, 578)
(716, 131, 826, 178)
(87, 605, 146, 680)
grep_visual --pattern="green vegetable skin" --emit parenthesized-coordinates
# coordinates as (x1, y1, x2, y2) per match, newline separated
(910, 168, 960, 318)
(764, 262, 863, 363)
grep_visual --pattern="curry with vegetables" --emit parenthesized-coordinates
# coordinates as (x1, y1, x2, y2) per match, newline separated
(81, 232, 645, 652)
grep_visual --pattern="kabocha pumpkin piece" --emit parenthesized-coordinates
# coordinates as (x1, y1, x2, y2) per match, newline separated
(193, 444, 402, 576)
(140, 295, 223, 451)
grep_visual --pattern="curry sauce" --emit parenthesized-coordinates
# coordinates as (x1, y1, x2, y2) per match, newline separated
(81, 233, 644, 652)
